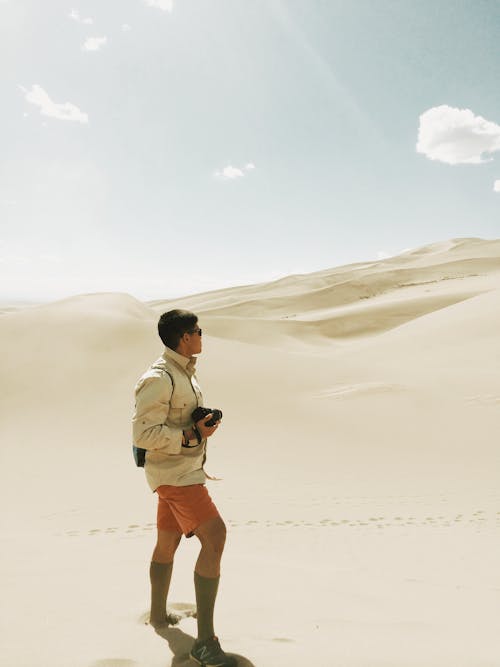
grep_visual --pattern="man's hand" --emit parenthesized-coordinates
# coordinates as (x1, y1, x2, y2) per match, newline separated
(184, 414, 221, 442)
(196, 413, 221, 439)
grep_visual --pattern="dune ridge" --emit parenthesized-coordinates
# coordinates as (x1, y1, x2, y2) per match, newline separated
(148, 238, 500, 344)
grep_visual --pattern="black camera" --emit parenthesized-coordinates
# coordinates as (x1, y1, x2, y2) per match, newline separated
(191, 406, 223, 427)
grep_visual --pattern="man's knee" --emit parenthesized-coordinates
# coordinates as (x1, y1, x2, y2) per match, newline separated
(195, 517, 227, 554)
(154, 530, 182, 561)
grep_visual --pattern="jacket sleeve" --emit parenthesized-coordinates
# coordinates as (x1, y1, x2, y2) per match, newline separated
(132, 374, 183, 454)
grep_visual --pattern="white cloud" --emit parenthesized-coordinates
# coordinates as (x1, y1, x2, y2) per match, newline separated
(18, 85, 88, 123)
(82, 36, 107, 51)
(214, 162, 256, 181)
(69, 9, 93, 24)
(143, 0, 174, 12)
(494, 180, 500, 193)
(122, 24, 132, 32)
(417, 105, 500, 165)
(214, 165, 245, 180)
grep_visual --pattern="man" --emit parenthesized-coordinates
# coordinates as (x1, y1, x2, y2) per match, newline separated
(132, 309, 236, 667)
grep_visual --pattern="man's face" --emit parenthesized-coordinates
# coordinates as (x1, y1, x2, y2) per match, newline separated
(184, 324, 202, 356)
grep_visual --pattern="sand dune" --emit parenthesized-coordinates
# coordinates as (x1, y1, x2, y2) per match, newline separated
(149, 239, 500, 346)
(197, 287, 486, 345)
(1, 238, 499, 667)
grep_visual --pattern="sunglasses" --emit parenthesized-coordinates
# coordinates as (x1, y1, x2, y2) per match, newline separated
(187, 328, 202, 336)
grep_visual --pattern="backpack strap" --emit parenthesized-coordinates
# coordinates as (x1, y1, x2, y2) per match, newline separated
(151, 364, 175, 393)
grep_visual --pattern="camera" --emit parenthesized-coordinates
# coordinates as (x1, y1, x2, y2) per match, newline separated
(191, 406, 223, 427)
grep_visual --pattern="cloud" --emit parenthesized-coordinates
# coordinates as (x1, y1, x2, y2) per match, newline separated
(214, 165, 244, 180)
(494, 180, 500, 193)
(19, 84, 88, 123)
(377, 251, 390, 260)
(82, 36, 107, 51)
(213, 162, 256, 181)
(122, 24, 132, 32)
(69, 9, 93, 24)
(143, 0, 174, 11)
(417, 105, 500, 165)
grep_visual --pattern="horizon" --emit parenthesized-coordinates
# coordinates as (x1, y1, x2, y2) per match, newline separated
(1, 1, 499, 302)
(1, 234, 497, 306)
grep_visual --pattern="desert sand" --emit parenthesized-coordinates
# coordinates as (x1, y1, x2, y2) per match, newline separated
(1, 237, 499, 667)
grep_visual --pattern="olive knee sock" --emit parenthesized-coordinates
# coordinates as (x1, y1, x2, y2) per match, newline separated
(149, 561, 173, 627)
(194, 571, 220, 641)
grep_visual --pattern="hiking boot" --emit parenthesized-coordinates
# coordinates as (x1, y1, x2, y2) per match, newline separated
(190, 635, 236, 666)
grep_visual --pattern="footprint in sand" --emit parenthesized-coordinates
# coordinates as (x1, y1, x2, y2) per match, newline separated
(139, 602, 197, 627)
(168, 602, 197, 618)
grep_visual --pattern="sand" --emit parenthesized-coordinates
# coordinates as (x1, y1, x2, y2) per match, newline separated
(1, 237, 499, 667)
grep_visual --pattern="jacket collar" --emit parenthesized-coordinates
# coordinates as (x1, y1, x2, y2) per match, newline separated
(162, 346, 197, 375)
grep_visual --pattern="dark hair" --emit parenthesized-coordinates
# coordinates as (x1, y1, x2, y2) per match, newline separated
(158, 309, 198, 350)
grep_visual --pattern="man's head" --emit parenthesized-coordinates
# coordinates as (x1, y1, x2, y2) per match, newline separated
(158, 309, 202, 357)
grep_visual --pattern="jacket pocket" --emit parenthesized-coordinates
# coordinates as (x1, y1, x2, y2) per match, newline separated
(168, 394, 190, 424)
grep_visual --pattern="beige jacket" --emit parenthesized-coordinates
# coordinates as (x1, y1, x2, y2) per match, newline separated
(132, 347, 207, 491)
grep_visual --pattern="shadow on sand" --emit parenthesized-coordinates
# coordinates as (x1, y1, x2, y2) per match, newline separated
(154, 625, 256, 667)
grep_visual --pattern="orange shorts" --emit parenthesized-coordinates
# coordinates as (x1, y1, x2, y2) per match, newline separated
(156, 483, 220, 538)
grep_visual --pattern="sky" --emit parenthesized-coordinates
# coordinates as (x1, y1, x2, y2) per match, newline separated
(1, 0, 499, 302)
